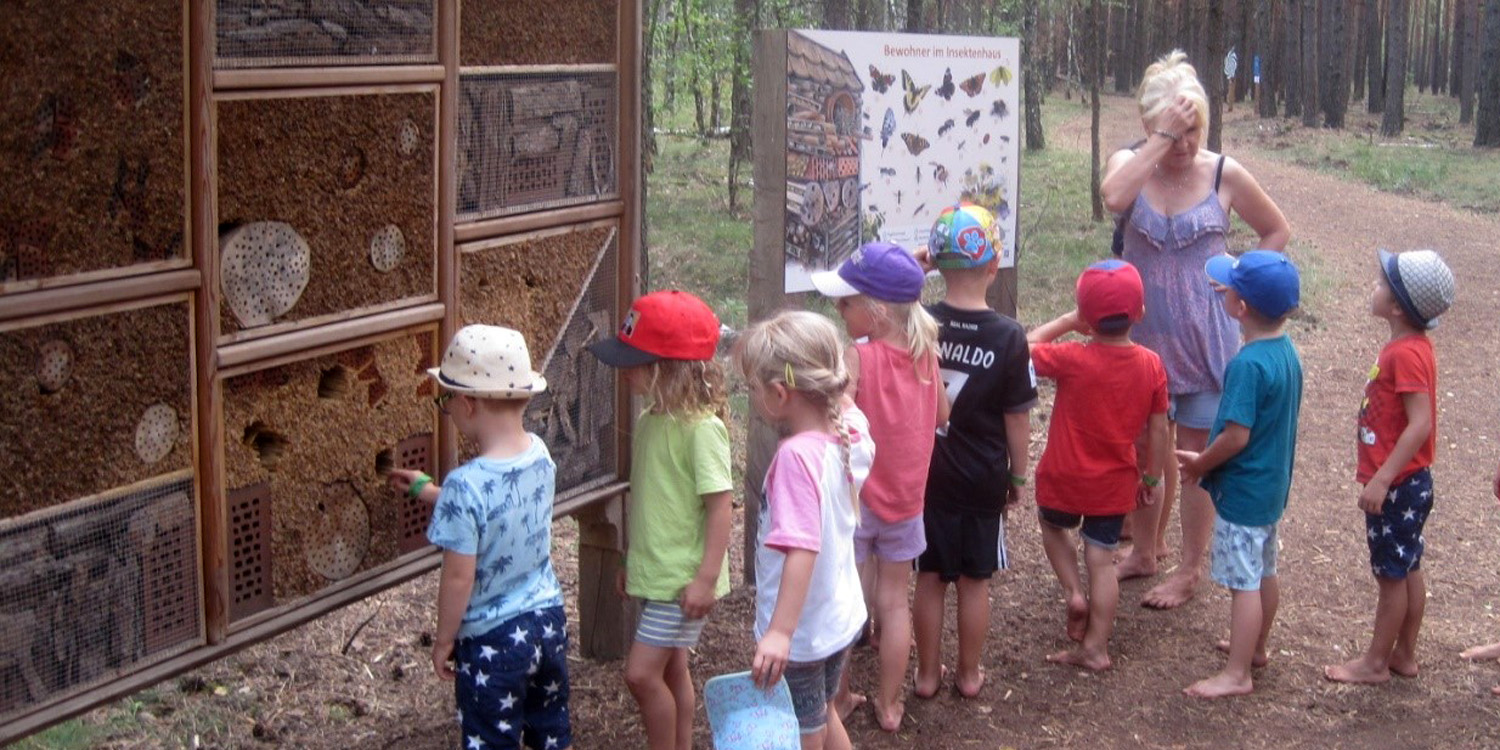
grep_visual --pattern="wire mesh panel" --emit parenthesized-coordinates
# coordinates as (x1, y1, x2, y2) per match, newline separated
(1, 0, 185, 289)
(457, 70, 618, 221)
(215, 0, 437, 68)
(222, 329, 439, 617)
(217, 91, 437, 339)
(0, 475, 199, 722)
(460, 0, 617, 66)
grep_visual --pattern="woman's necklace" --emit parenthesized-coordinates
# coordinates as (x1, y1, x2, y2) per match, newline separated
(1154, 163, 1192, 192)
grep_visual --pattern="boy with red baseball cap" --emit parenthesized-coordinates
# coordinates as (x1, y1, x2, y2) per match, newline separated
(1026, 259, 1171, 671)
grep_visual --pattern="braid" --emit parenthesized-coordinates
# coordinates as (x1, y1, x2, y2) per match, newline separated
(825, 394, 857, 517)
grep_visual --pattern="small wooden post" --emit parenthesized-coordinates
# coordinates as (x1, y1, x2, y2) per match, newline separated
(575, 495, 632, 658)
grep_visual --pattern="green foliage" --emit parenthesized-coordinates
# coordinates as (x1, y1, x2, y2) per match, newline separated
(646, 134, 751, 327)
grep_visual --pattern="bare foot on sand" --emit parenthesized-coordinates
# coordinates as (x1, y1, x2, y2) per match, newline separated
(873, 697, 905, 732)
(1388, 653, 1419, 678)
(956, 666, 985, 698)
(1115, 554, 1158, 581)
(1141, 571, 1198, 609)
(913, 665, 946, 699)
(1065, 594, 1089, 642)
(1215, 639, 1269, 669)
(1461, 642, 1500, 661)
(835, 691, 867, 722)
(1492, 685, 1500, 696)
(1323, 658, 1391, 685)
(1184, 671, 1252, 698)
(1046, 647, 1112, 671)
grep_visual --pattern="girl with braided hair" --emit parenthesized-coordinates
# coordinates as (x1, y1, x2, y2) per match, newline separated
(737, 310, 872, 750)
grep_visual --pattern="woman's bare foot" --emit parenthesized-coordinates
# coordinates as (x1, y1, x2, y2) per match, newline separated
(1065, 594, 1089, 642)
(1155, 545, 1173, 561)
(1184, 671, 1252, 698)
(1046, 647, 1111, 671)
(873, 697, 905, 732)
(1388, 654, 1419, 678)
(1491, 684, 1500, 696)
(1323, 658, 1391, 685)
(1461, 642, 1500, 661)
(1115, 555, 1158, 581)
(834, 691, 867, 722)
(1215, 639, 1269, 668)
(913, 665, 945, 699)
(956, 666, 985, 698)
(1141, 571, 1198, 609)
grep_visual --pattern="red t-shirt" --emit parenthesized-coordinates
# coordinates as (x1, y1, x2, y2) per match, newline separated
(853, 340, 939, 522)
(1356, 334, 1437, 484)
(1031, 341, 1169, 516)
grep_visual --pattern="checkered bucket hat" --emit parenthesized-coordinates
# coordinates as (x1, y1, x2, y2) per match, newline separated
(1379, 249, 1455, 330)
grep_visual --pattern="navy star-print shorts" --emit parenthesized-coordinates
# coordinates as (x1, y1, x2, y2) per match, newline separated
(453, 606, 572, 750)
(1365, 468, 1433, 580)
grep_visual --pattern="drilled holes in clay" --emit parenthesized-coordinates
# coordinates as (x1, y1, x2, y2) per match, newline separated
(336, 146, 367, 191)
(368, 224, 405, 273)
(242, 421, 289, 470)
(398, 119, 420, 156)
(305, 483, 371, 580)
(135, 403, 179, 464)
(318, 365, 352, 399)
(220, 221, 311, 328)
(36, 340, 73, 393)
(375, 449, 394, 477)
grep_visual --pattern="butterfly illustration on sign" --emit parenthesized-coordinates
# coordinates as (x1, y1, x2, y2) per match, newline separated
(991, 99, 1008, 119)
(901, 132, 930, 156)
(869, 64, 895, 94)
(902, 70, 930, 114)
(990, 65, 1013, 86)
(936, 68, 956, 100)
(959, 72, 985, 97)
(881, 108, 896, 149)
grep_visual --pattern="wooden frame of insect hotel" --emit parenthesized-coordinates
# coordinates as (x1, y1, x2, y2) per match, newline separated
(0, 0, 642, 741)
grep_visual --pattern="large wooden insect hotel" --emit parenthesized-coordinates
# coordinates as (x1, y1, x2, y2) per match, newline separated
(0, 1, 641, 740)
(783, 31, 863, 270)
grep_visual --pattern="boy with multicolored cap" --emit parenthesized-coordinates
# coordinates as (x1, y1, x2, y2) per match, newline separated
(1326, 249, 1455, 686)
(1179, 249, 1303, 699)
(389, 325, 573, 750)
(586, 289, 732, 750)
(1025, 259, 1170, 672)
(911, 202, 1038, 699)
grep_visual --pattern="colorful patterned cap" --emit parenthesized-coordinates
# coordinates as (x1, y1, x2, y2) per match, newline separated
(928, 201, 999, 270)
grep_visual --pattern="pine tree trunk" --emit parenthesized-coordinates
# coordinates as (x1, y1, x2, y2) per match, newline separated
(1382, 0, 1410, 135)
(1257, 0, 1279, 114)
(906, 0, 924, 32)
(1432, 0, 1447, 93)
(1208, 0, 1226, 151)
(1415, 0, 1429, 91)
(1354, 0, 1369, 100)
(1302, 0, 1320, 126)
(1368, 0, 1386, 111)
(1114, 0, 1133, 92)
(1322, 0, 1348, 126)
(1452, 0, 1468, 98)
(1477, 0, 1500, 145)
(1461, 0, 1480, 123)
(1092, 0, 1106, 222)
(1025, 0, 1047, 150)
(825, 0, 851, 29)
(1287, 0, 1304, 116)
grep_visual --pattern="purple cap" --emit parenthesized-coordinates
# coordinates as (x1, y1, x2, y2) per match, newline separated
(810, 242, 925, 303)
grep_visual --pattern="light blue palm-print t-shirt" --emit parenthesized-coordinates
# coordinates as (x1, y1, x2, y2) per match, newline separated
(426, 434, 563, 640)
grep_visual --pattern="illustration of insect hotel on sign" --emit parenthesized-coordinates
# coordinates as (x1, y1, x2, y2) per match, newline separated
(784, 32, 865, 281)
(776, 30, 1021, 293)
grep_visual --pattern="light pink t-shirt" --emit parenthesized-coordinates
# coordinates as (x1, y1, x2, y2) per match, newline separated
(754, 407, 873, 662)
(853, 340, 938, 522)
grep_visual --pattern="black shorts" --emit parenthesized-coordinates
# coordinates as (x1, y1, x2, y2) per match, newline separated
(1038, 507, 1127, 549)
(915, 506, 1008, 582)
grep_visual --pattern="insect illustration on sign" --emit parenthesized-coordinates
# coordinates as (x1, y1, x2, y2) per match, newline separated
(881, 108, 897, 149)
(990, 65, 1013, 86)
(937, 119, 956, 137)
(901, 132, 931, 156)
(936, 68, 956, 100)
(930, 162, 949, 186)
(902, 70, 930, 113)
(959, 72, 985, 97)
(915, 165, 921, 184)
(879, 167, 897, 177)
(912, 203, 927, 217)
(869, 64, 895, 94)
(965, 109, 982, 127)
(991, 99, 1009, 119)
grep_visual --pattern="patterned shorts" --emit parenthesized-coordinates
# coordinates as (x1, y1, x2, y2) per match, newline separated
(1210, 517, 1279, 591)
(1365, 468, 1433, 580)
(783, 645, 851, 735)
(454, 606, 572, 750)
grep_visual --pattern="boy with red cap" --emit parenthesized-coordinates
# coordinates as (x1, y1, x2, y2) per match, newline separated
(587, 290, 732, 750)
(1026, 259, 1170, 671)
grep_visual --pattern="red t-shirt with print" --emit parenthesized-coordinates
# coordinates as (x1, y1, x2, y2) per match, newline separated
(1031, 341, 1169, 515)
(1356, 334, 1438, 484)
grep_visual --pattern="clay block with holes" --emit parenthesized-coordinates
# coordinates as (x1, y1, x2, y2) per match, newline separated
(395, 433, 435, 554)
(228, 483, 275, 621)
(143, 511, 199, 653)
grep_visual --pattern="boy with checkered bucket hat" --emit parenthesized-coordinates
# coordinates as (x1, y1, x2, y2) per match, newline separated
(1178, 250, 1304, 698)
(1326, 249, 1455, 686)
(388, 325, 574, 750)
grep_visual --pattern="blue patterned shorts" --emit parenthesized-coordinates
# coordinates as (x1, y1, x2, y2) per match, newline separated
(1210, 517, 1279, 591)
(1365, 468, 1433, 580)
(454, 606, 572, 750)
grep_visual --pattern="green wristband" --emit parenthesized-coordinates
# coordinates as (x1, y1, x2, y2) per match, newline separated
(1141, 474, 1160, 488)
(1008, 473, 1027, 487)
(408, 473, 433, 500)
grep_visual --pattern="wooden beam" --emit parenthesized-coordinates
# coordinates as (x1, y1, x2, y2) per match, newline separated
(459, 63, 617, 76)
(214, 65, 446, 91)
(438, 0, 460, 480)
(454, 200, 626, 243)
(0, 261, 194, 303)
(216, 294, 440, 345)
(0, 287, 197, 332)
(216, 304, 444, 374)
(214, 82, 440, 102)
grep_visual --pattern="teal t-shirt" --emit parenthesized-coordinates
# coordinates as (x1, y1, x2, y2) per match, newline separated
(1201, 335, 1303, 527)
(626, 411, 733, 601)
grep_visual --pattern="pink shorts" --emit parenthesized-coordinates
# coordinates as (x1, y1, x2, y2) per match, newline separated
(854, 505, 926, 564)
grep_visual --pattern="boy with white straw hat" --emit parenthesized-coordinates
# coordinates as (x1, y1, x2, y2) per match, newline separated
(389, 324, 575, 750)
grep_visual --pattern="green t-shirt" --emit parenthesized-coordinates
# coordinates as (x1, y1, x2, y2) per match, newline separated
(626, 411, 733, 601)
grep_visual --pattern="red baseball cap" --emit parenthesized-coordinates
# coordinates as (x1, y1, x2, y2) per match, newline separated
(1076, 259, 1145, 331)
(587, 290, 720, 366)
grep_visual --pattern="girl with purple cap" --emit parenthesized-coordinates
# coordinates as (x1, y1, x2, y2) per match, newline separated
(811, 242, 948, 732)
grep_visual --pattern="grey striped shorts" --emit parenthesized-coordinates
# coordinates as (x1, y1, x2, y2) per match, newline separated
(634, 600, 708, 648)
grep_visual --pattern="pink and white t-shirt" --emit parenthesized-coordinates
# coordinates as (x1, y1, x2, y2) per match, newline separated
(754, 407, 874, 662)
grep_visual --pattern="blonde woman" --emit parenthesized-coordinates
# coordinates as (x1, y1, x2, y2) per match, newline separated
(1100, 50, 1291, 609)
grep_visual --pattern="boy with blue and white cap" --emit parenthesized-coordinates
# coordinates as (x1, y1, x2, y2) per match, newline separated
(1179, 249, 1304, 699)
(1326, 249, 1455, 687)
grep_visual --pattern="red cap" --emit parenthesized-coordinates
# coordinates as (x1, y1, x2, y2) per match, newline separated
(587, 290, 720, 366)
(1076, 259, 1145, 330)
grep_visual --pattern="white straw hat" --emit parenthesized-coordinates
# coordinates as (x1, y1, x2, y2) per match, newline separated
(427, 325, 547, 398)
